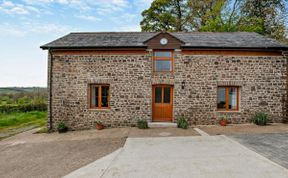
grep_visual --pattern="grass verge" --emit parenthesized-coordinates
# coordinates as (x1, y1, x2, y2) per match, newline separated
(0, 111, 47, 140)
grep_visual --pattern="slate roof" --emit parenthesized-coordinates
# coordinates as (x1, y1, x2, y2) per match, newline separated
(40, 32, 288, 50)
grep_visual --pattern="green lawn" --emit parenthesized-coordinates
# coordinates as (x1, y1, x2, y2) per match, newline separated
(0, 111, 47, 139)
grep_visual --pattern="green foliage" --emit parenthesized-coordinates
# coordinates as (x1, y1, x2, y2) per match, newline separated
(252, 112, 268, 126)
(35, 127, 48, 134)
(57, 122, 68, 133)
(95, 121, 103, 125)
(177, 117, 188, 129)
(0, 87, 45, 95)
(137, 119, 149, 129)
(0, 87, 47, 113)
(0, 87, 47, 105)
(141, 0, 288, 42)
(239, 0, 287, 41)
(140, 0, 190, 32)
(0, 103, 47, 113)
(0, 111, 47, 131)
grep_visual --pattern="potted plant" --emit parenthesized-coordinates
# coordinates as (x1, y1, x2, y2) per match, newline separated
(219, 117, 227, 126)
(57, 122, 68, 133)
(95, 121, 104, 130)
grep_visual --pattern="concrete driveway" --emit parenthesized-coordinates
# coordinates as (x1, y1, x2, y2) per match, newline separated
(65, 135, 288, 178)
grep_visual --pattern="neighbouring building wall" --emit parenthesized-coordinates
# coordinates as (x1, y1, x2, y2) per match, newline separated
(174, 53, 287, 125)
(49, 51, 287, 130)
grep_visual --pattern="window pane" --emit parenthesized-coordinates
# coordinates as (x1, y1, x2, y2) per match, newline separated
(155, 87, 162, 103)
(155, 60, 172, 71)
(154, 52, 172, 57)
(101, 86, 109, 107)
(91, 86, 99, 107)
(163, 87, 171, 103)
(229, 87, 237, 110)
(217, 87, 226, 109)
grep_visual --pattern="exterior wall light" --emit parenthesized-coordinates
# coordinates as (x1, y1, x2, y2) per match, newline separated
(181, 80, 186, 90)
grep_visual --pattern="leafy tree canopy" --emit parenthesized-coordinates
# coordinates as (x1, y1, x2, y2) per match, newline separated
(140, 0, 288, 42)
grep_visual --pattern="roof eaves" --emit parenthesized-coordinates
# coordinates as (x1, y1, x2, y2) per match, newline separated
(181, 46, 288, 50)
(40, 45, 148, 50)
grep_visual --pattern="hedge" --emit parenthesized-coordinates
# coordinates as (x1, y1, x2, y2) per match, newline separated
(0, 103, 47, 113)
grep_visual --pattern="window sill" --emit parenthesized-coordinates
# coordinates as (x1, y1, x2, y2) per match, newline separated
(88, 108, 111, 111)
(153, 71, 173, 73)
(217, 110, 241, 113)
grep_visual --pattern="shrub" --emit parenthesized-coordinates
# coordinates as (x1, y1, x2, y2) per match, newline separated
(95, 121, 103, 125)
(252, 112, 268, 126)
(0, 103, 47, 113)
(57, 122, 68, 133)
(137, 119, 148, 129)
(177, 117, 188, 129)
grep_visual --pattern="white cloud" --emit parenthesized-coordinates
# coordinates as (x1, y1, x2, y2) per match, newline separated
(111, 13, 136, 25)
(0, 22, 72, 37)
(57, 0, 69, 4)
(21, 0, 130, 13)
(22, 0, 53, 5)
(135, 0, 153, 5)
(0, 1, 40, 15)
(75, 14, 101, 21)
(116, 24, 141, 32)
(84, 0, 129, 12)
(133, 0, 153, 9)
(0, 23, 26, 37)
(9, 6, 29, 14)
(2, 0, 14, 7)
(26, 5, 40, 13)
(25, 22, 72, 34)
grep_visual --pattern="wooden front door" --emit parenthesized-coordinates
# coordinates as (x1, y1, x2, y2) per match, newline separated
(152, 85, 173, 122)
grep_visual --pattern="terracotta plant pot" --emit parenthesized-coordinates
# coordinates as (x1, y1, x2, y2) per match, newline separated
(96, 124, 104, 130)
(219, 120, 227, 126)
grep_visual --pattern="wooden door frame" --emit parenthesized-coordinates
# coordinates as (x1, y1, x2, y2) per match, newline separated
(152, 84, 174, 122)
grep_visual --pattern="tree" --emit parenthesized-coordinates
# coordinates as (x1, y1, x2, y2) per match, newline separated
(187, 0, 226, 31)
(140, 0, 190, 32)
(239, 0, 288, 41)
(140, 0, 288, 42)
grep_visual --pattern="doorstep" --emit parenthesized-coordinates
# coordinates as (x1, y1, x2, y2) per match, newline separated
(148, 122, 177, 128)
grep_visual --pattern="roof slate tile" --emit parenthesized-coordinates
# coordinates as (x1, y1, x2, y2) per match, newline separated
(40, 32, 288, 49)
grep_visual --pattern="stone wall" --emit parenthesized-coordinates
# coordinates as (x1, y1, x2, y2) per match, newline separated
(49, 51, 287, 130)
(50, 53, 152, 130)
(174, 53, 287, 125)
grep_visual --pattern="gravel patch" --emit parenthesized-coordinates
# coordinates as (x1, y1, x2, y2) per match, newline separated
(0, 128, 129, 178)
(198, 123, 288, 136)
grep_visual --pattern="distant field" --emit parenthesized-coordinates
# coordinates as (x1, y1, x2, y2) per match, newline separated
(0, 87, 47, 95)
(0, 111, 47, 139)
(0, 87, 48, 139)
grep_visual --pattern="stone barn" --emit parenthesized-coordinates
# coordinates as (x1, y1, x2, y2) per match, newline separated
(41, 32, 288, 130)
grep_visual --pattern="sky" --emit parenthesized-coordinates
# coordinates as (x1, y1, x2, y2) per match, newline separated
(0, 0, 153, 87)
